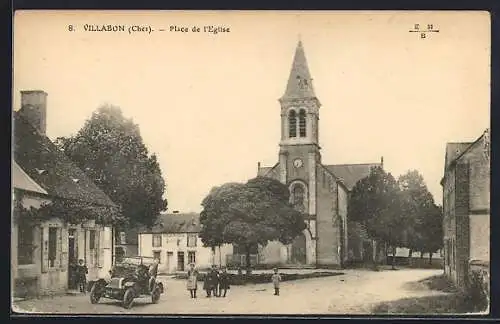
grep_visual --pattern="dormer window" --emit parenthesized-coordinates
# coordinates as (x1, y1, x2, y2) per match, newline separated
(35, 168, 47, 175)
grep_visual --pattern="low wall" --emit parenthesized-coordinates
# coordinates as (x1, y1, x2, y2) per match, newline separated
(386, 256, 444, 269)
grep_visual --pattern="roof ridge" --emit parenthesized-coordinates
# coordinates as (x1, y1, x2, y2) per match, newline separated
(326, 162, 381, 166)
(447, 141, 474, 144)
(449, 131, 487, 166)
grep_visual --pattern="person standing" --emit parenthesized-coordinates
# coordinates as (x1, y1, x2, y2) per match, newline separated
(218, 267, 230, 297)
(77, 259, 88, 294)
(271, 268, 281, 296)
(210, 265, 220, 297)
(203, 273, 211, 297)
(186, 263, 199, 298)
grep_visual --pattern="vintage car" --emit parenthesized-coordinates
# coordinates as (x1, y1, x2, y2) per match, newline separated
(89, 256, 165, 309)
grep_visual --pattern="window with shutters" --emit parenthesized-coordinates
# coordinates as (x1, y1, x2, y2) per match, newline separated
(152, 234, 162, 247)
(299, 109, 307, 137)
(288, 110, 297, 138)
(187, 234, 197, 247)
(18, 220, 35, 265)
(48, 227, 57, 267)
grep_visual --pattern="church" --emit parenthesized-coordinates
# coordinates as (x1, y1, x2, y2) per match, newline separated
(256, 41, 383, 267)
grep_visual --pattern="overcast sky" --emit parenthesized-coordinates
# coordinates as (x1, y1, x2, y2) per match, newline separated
(13, 11, 490, 213)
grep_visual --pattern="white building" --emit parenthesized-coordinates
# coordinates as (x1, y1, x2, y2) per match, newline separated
(138, 212, 232, 273)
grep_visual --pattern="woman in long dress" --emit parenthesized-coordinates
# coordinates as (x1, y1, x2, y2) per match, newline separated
(186, 263, 199, 298)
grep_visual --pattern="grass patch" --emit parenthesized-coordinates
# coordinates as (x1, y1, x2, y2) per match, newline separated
(372, 294, 467, 314)
(373, 274, 488, 314)
(174, 271, 343, 285)
(403, 274, 457, 293)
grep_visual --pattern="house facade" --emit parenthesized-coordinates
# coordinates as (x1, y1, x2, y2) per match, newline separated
(255, 41, 384, 267)
(138, 213, 232, 273)
(441, 129, 490, 290)
(12, 90, 117, 297)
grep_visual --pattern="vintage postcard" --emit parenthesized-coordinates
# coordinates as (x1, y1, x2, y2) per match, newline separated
(11, 10, 490, 316)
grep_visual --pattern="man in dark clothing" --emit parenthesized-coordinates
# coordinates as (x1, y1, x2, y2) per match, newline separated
(77, 259, 88, 293)
(218, 267, 230, 297)
(203, 265, 219, 297)
(210, 265, 220, 297)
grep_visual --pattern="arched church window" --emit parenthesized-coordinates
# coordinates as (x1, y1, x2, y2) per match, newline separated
(288, 110, 297, 138)
(299, 109, 307, 137)
(292, 183, 306, 212)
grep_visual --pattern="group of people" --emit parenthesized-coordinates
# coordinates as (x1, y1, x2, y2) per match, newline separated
(186, 264, 230, 298)
(186, 264, 283, 298)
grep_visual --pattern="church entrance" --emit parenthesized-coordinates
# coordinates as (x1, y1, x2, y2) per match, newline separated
(291, 232, 307, 264)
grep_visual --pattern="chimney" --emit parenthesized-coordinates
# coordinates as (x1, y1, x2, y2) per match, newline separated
(257, 162, 261, 172)
(19, 90, 48, 135)
(380, 156, 384, 168)
(173, 210, 179, 214)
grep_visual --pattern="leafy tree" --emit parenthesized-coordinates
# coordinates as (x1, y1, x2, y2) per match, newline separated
(421, 203, 444, 264)
(199, 176, 306, 273)
(55, 105, 168, 230)
(397, 170, 441, 263)
(348, 166, 403, 269)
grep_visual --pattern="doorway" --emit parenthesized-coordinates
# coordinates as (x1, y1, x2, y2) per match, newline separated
(177, 251, 185, 271)
(291, 232, 307, 264)
(67, 229, 77, 289)
(166, 252, 173, 273)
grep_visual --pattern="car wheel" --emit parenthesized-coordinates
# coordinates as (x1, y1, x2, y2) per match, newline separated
(122, 288, 135, 309)
(90, 284, 101, 304)
(151, 287, 160, 304)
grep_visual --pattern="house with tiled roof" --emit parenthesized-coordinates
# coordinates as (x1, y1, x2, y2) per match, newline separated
(441, 129, 490, 291)
(12, 90, 119, 297)
(255, 41, 384, 267)
(138, 212, 232, 273)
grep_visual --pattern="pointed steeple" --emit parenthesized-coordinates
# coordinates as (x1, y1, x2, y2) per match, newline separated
(281, 40, 317, 101)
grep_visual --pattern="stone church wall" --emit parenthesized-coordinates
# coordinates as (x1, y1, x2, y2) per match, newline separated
(315, 166, 340, 266)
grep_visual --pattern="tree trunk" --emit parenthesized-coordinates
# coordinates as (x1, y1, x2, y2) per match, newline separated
(245, 245, 251, 275)
(211, 246, 216, 266)
(429, 252, 433, 265)
(392, 248, 396, 270)
(408, 248, 413, 266)
(420, 251, 424, 259)
(219, 245, 222, 267)
(372, 240, 378, 271)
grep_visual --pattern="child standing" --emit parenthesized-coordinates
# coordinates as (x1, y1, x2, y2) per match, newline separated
(77, 259, 88, 293)
(271, 268, 281, 296)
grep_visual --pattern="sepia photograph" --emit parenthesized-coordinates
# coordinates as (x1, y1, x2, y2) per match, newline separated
(11, 10, 490, 315)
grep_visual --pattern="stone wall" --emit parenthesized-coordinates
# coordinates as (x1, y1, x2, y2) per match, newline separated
(315, 166, 338, 265)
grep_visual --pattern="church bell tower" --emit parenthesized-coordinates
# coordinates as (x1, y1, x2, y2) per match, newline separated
(278, 40, 321, 218)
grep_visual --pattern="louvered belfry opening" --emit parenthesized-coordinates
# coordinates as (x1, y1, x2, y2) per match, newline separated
(288, 110, 297, 138)
(299, 109, 307, 137)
